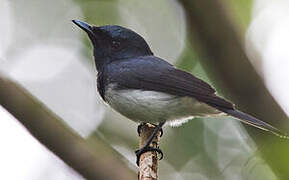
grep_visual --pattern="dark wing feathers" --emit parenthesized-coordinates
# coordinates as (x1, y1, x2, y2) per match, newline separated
(109, 56, 234, 109)
(135, 69, 233, 109)
(107, 56, 287, 137)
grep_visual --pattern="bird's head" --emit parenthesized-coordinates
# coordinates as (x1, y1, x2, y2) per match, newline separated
(72, 20, 153, 69)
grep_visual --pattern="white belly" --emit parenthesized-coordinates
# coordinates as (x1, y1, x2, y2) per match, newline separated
(104, 84, 220, 126)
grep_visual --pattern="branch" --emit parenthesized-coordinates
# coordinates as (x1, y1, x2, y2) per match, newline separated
(0, 74, 136, 180)
(138, 124, 161, 180)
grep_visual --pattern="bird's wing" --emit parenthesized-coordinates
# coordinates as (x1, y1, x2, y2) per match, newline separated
(109, 56, 234, 109)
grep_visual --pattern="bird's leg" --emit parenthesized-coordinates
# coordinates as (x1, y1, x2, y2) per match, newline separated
(150, 123, 164, 137)
(137, 123, 163, 137)
(135, 121, 165, 166)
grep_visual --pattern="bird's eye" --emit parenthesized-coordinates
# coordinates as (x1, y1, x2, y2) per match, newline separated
(111, 40, 121, 50)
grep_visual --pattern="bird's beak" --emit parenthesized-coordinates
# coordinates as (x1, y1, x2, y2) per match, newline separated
(72, 20, 94, 35)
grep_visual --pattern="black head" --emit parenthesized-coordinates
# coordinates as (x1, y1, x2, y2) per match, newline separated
(72, 20, 153, 70)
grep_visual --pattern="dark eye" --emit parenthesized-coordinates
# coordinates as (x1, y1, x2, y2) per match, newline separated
(111, 40, 121, 50)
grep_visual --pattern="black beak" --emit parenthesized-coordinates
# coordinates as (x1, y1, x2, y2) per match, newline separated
(72, 20, 93, 35)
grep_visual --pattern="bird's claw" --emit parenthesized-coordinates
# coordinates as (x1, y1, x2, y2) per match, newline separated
(135, 146, 163, 166)
(137, 123, 146, 136)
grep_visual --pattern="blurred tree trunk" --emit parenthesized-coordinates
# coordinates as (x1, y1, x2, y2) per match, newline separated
(178, 0, 289, 178)
(0, 75, 136, 180)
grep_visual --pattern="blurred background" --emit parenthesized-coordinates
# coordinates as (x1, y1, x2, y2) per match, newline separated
(0, 0, 289, 179)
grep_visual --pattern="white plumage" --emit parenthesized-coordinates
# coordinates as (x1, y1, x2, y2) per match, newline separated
(105, 83, 221, 126)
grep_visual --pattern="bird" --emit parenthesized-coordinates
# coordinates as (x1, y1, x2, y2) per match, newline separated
(72, 20, 286, 165)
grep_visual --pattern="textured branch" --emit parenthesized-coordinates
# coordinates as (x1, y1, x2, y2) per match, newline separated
(0, 74, 136, 180)
(138, 124, 161, 180)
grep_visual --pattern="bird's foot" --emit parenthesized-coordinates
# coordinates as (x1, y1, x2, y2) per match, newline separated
(137, 123, 163, 137)
(135, 146, 163, 166)
(136, 122, 165, 166)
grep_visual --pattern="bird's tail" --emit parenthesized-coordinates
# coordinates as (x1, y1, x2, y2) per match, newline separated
(220, 108, 289, 139)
